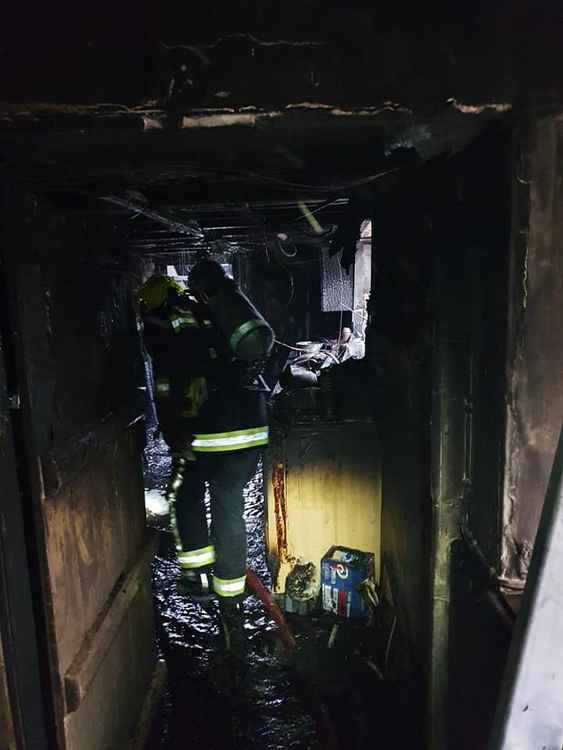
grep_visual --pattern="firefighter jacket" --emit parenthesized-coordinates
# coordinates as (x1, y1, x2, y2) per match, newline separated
(142, 291, 268, 454)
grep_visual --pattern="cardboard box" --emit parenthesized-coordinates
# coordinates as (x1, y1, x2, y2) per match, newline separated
(321, 546, 374, 619)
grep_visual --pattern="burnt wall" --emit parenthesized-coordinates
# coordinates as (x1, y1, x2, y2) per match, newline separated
(374, 129, 513, 748)
(501, 115, 563, 584)
(1, 188, 156, 750)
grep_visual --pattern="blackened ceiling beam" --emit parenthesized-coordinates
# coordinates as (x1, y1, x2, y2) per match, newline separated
(0, 106, 497, 202)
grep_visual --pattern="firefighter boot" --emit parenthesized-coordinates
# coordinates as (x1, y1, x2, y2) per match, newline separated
(178, 567, 214, 602)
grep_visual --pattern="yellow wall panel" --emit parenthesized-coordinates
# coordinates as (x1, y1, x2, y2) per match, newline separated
(266, 421, 381, 593)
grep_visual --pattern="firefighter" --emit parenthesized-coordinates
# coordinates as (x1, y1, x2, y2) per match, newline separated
(138, 263, 272, 656)
(137, 273, 199, 453)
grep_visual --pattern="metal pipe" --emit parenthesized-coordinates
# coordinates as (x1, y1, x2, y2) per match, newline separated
(100, 196, 205, 238)
(428, 253, 471, 750)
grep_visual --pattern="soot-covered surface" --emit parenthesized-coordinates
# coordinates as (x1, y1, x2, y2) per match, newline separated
(143, 434, 402, 750)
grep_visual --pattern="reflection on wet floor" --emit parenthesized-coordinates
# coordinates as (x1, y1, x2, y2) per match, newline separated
(143, 436, 402, 750)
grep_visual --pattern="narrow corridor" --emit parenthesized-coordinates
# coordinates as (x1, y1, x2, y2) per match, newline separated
(143, 436, 399, 750)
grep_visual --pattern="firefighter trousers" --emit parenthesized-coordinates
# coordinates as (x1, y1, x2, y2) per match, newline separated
(174, 447, 260, 597)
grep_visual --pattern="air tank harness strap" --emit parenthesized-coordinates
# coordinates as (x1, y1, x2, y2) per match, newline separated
(213, 574, 247, 598)
(178, 545, 216, 569)
(191, 426, 269, 453)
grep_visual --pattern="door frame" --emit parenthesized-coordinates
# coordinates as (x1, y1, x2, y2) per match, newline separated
(0, 289, 51, 748)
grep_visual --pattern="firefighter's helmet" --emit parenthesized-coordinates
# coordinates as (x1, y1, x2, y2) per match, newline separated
(137, 274, 183, 312)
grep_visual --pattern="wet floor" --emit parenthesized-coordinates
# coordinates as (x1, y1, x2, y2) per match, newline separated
(143, 434, 405, 750)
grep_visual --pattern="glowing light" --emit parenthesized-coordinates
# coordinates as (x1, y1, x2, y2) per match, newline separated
(145, 490, 169, 517)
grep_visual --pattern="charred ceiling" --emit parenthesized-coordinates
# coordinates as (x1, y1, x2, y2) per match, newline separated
(0, 105, 505, 212)
(0, 97, 509, 272)
(2, 2, 559, 267)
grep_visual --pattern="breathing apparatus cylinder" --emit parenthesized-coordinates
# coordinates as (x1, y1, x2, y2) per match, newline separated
(206, 286, 274, 362)
(189, 259, 274, 362)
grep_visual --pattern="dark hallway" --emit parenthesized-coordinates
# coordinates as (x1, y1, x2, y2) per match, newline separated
(2, 5, 563, 750)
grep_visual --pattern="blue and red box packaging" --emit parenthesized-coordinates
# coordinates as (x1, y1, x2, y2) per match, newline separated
(321, 546, 374, 619)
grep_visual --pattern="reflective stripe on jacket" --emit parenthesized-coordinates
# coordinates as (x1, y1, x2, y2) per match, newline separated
(169, 310, 198, 332)
(191, 426, 269, 453)
(155, 377, 171, 397)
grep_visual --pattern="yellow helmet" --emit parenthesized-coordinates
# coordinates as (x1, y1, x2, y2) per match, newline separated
(137, 274, 183, 312)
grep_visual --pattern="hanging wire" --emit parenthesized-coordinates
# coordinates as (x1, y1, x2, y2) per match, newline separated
(285, 198, 343, 225)
(207, 166, 397, 193)
(170, 164, 396, 193)
(278, 239, 298, 258)
(286, 270, 295, 306)
(275, 340, 311, 352)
